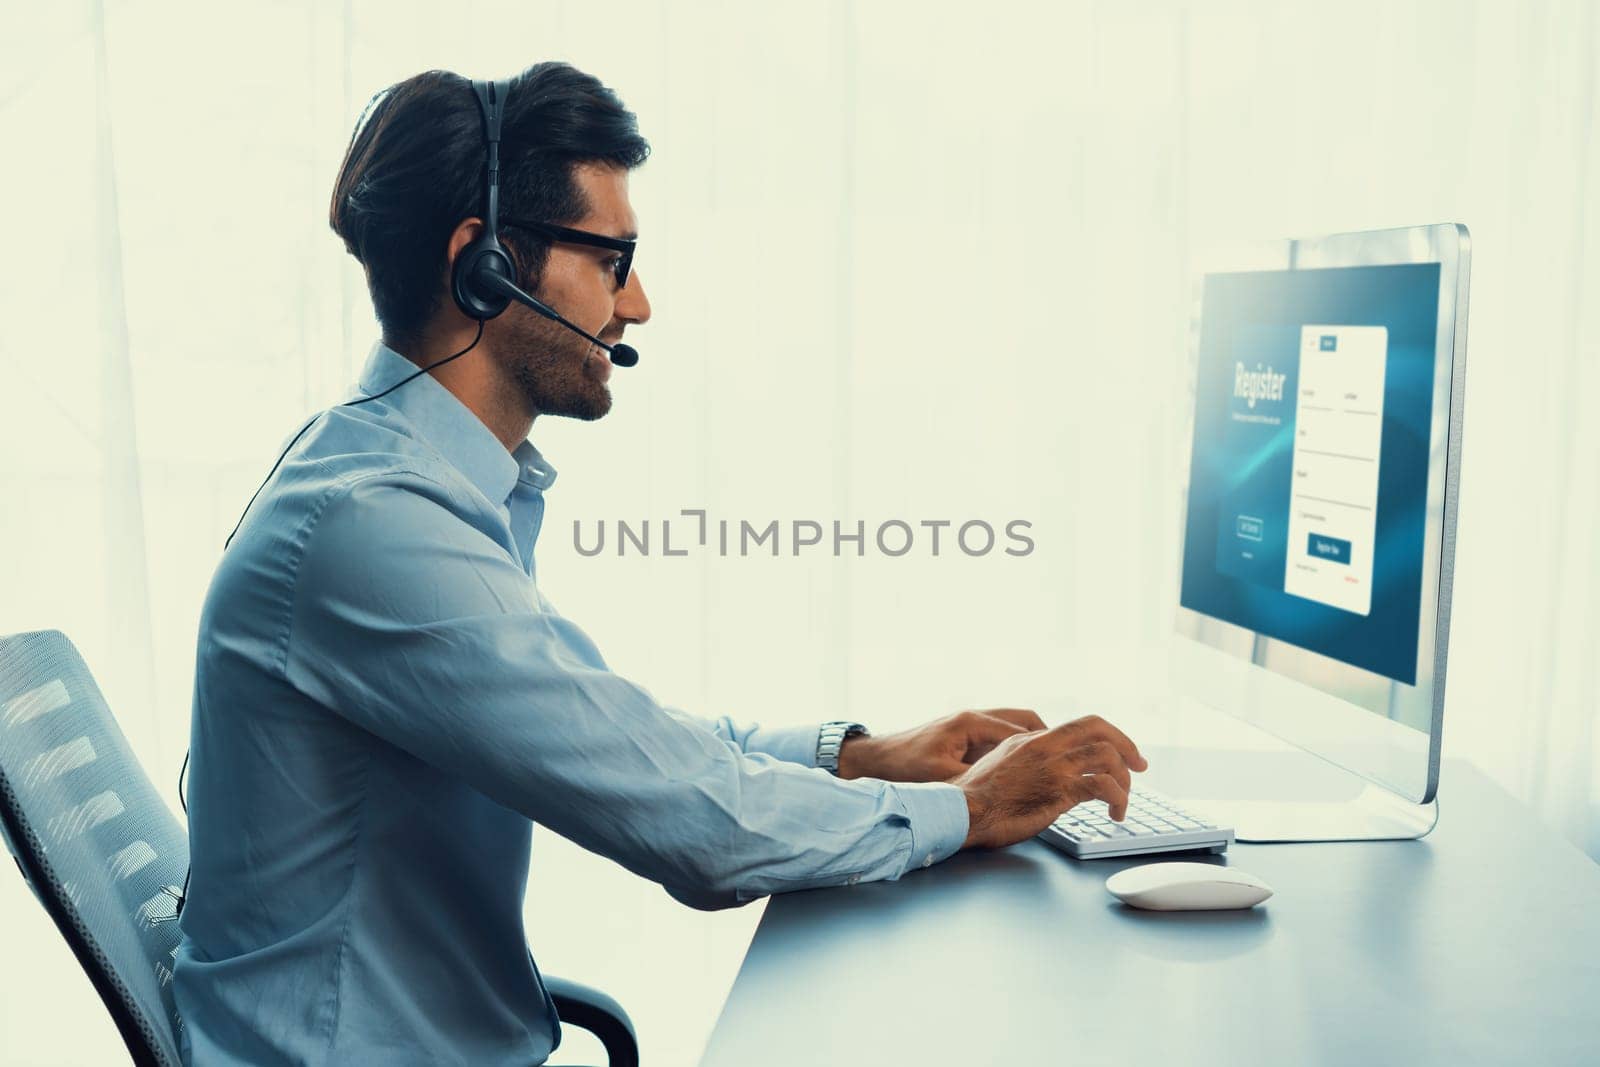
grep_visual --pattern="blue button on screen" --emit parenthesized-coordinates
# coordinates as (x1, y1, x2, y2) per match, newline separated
(1307, 533, 1351, 563)
(1319, 335, 1338, 351)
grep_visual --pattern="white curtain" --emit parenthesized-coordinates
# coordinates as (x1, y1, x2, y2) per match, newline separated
(2, 1, 1596, 1063)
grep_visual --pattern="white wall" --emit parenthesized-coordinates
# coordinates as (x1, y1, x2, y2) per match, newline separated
(1, 1, 1596, 1063)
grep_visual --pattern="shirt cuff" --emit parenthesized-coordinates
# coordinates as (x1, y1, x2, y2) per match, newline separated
(892, 781, 970, 872)
(749, 722, 824, 767)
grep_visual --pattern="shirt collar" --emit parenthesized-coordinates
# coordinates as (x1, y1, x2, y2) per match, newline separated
(356, 341, 558, 507)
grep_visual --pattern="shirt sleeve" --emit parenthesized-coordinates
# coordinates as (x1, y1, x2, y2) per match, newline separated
(662, 709, 824, 767)
(531, 593, 825, 767)
(282, 475, 968, 909)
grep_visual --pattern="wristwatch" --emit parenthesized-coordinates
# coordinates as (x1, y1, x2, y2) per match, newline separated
(816, 721, 869, 776)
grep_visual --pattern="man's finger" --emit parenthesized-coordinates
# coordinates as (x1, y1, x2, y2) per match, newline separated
(973, 713, 1032, 740)
(962, 713, 1031, 748)
(985, 707, 1047, 732)
(1079, 772, 1132, 821)
(967, 711, 1030, 736)
(1060, 740, 1133, 798)
(1048, 715, 1147, 772)
(927, 757, 972, 781)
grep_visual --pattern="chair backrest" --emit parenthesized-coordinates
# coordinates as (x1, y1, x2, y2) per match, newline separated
(0, 630, 186, 1067)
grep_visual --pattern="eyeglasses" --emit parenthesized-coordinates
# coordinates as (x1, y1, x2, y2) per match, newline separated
(503, 219, 636, 290)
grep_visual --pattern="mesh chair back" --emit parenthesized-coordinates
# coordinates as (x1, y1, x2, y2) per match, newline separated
(0, 630, 186, 1067)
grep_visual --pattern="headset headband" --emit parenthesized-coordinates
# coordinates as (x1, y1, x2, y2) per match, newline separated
(472, 78, 511, 248)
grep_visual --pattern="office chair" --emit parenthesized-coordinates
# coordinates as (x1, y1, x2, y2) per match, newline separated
(0, 629, 638, 1067)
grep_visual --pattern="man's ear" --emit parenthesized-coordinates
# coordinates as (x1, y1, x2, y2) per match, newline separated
(446, 218, 484, 271)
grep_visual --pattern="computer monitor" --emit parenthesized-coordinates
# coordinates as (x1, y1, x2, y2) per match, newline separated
(1171, 224, 1469, 838)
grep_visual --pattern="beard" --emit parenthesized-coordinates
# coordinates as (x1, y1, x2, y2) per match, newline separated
(492, 303, 614, 421)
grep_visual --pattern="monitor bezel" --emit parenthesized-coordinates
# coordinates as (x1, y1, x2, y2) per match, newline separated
(1171, 223, 1469, 805)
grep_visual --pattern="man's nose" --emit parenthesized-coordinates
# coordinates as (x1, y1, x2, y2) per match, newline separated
(617, 271, 651, 326)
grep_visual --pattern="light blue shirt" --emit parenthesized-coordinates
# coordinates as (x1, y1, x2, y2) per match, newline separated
(173, 341, 969, 1066)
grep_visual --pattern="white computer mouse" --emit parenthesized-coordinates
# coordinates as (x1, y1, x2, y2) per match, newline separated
(1105, 861, 1273, 911)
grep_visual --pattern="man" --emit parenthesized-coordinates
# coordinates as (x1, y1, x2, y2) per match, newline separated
(173, 62, 1146, 1065)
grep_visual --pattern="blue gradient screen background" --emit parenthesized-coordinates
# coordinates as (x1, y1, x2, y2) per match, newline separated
(1179, 263, 1441, 686)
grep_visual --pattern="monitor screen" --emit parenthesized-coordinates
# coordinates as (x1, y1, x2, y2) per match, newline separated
(1178, 262, 1442, 687)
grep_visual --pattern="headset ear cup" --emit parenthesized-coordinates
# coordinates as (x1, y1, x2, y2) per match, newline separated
(451, 240, 514, 320)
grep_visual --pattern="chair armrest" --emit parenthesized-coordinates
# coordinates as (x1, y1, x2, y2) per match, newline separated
(544, 975, 638, 1067)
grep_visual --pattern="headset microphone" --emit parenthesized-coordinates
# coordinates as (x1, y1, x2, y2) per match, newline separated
(470, 261, 638, 367)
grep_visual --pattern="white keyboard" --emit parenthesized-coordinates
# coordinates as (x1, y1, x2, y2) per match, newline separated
(1037, 788, 1234, 859)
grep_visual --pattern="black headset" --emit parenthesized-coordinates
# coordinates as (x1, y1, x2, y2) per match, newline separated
(449, 78, 640, 365)
(451, 79, 519, 321)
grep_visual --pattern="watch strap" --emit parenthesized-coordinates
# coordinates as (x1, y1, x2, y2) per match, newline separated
(817, 721, 868, 775)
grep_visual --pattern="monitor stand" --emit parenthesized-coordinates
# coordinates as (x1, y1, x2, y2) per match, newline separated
(1204, 782, 1439, 842)
(1141, 744, 1440, 843)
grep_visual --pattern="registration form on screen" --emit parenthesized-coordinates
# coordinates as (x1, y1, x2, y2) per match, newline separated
(1283, 324, 1388, 615)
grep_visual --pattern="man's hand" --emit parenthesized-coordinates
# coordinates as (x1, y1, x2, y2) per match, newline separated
(835, 708, 1048, 783)
(953, 715, 1149, 850)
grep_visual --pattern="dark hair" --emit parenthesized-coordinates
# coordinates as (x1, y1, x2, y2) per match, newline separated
(329, 63, 650, 348)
